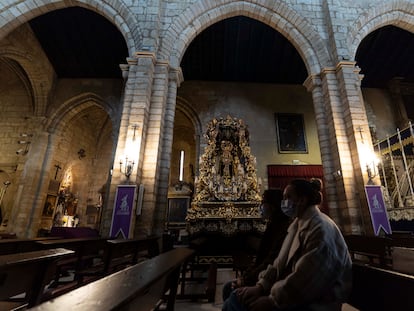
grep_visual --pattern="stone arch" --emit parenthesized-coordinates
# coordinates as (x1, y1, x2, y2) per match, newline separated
(0, 49, 51, 116)
(0, 0, 141, 55)
(349, 0, 414, 59)
(46, 92, 117, 135)
(161, 0, 331, 76)
(176, 96, 203, 138)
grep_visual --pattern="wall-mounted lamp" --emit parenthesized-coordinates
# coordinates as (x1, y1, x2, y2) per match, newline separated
(119, 157, 135, 179)
(333, 169, 342, 180)
(16, 142, 30, 155)
(366, 161, 379, 182)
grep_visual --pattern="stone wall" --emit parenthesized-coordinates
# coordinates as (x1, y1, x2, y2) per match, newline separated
(0, 0, 412, 236)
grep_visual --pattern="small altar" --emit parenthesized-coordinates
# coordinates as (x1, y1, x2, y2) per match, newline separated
(186, 116, 265, 236)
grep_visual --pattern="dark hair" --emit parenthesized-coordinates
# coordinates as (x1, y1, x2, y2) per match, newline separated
(289, 179, 322, 205)
(263, 189, 283, 205)
(262, 189, 287, 221)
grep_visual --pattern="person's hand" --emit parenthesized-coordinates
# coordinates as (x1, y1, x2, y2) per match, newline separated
(234, 285, 264, 306)
(248, 296, 275, 311)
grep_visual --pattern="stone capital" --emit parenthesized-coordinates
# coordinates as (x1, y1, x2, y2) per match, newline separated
(303, 74, 322, 92)
(169, 67, 184, 86)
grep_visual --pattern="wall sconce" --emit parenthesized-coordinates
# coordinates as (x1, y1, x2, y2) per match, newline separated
(119, 157, 135, 179)
(332, 169, 342, 180)
(77, 149, 86, 159)
(16, 139, 31, 155)
(366, 161, 379, 182)
(20, 133, 33, 138)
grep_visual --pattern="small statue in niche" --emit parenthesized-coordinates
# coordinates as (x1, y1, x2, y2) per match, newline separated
(218, 140, 234, 179)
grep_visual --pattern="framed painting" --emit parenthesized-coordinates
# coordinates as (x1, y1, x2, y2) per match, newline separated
(167, 197, 190, 225)
(275, 113, 308, 153)
(42, 194, 57, 217)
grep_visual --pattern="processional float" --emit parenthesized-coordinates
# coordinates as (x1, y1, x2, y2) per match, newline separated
(186, 115, 265, 235)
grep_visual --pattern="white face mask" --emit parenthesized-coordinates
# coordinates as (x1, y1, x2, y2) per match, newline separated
(281, 199, 296, 218)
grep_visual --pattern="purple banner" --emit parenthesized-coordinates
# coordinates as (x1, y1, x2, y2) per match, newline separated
(365, 185, 392, 236)
(110, 185, 137, 238)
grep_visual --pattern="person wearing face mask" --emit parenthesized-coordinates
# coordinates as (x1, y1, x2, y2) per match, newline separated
(222, 189, 291, 302)
(222, 179, 352, 311)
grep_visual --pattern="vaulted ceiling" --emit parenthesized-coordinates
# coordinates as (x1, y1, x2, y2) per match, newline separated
(27, 7, 414, 88)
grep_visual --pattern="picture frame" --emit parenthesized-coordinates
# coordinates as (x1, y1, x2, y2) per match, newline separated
(42, 194, 57, 217)
(275, 113, 308, 153)
(167, 197, 190, 225)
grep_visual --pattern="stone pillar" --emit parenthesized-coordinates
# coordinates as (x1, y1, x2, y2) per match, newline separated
(305, 63, 374, 235)
(335, 61, 377, 235)
(12, 130, 54, 237)
(134, 59, 172, 236)
(102, 52, 156, 237)
(151, 66, 183, 236)
(303, 74, 351, 233)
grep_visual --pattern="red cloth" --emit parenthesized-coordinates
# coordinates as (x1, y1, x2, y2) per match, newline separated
(267, 165, 328, 215)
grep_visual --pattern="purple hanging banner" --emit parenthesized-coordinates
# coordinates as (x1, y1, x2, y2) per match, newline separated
(110, 185, 137, 238)
(365, 185, 392, 236)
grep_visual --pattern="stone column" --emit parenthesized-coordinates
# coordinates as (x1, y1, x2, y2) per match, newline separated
(304, 74, 352, 233)
(335, 61, 377, 235)
(12, 130, 54, 237)
(151, 66, 183, 236)
(305, 62, 375, 235)
(101, 52, 156, 237)
(134, 59, 172, 236)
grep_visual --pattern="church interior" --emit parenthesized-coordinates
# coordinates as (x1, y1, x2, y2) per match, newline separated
(0, 1, 414, 310)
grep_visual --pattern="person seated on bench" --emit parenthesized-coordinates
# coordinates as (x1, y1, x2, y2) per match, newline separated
(223, 179, 352, 311)
(222, 189, 290, 301)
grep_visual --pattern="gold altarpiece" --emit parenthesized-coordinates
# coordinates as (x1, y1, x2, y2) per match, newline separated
(186, 116, 265, 235)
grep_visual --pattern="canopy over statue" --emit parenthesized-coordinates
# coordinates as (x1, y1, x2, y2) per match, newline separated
(186, 115, 264, 235)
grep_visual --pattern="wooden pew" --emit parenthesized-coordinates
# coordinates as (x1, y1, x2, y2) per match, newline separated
(348, 262, 414, 311)
(34, 237, 107, 300)
(0, 237, 62, 255)
(344, 234, 391, 267)
(0, 232, 17, 239)
(28, 247, 195, 311)
(75, 236, 160, 284)
(0, 248, 74, 309)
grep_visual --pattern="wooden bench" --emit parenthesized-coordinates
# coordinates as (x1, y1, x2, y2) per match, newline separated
(348, 262, 414, 311)
(0, 237, 62, 255)
(34, 237, 108, 299)
(75, 236, 159, 284)
(392, 246, 414, 275)
(28, 247, 195, 311)
(344, 234, 391, 267)
(0, 248, 74, 309)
